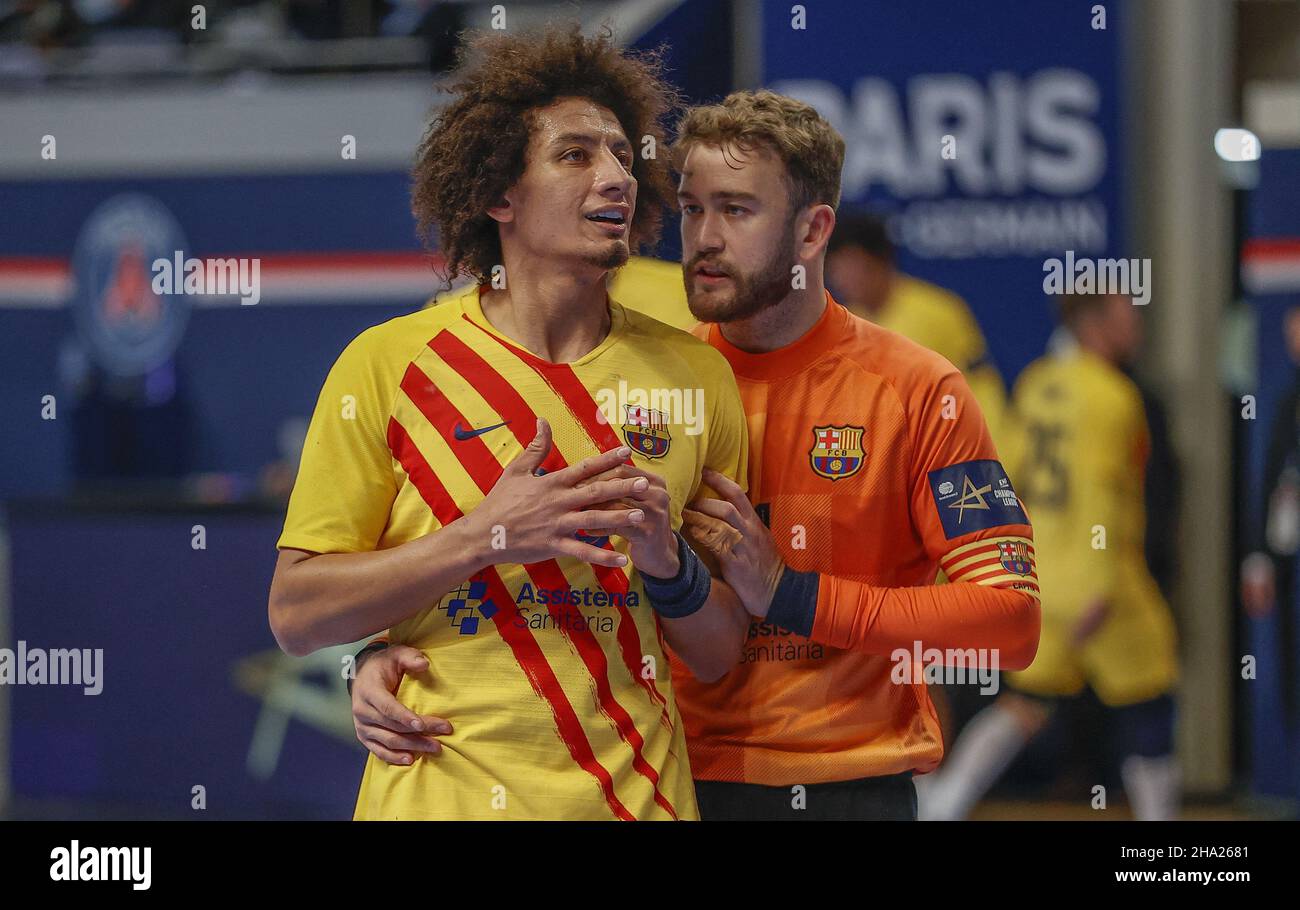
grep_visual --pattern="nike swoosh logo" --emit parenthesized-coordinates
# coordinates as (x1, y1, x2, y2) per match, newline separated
(453, 420, 510, 441)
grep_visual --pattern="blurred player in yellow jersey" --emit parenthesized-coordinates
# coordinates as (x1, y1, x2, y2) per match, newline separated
(919, 291, 1180, 820)
(826, 213, 1008, 445)
(609, 256, 696, 330)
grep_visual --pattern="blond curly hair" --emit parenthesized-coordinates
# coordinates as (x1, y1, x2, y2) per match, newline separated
(673, 90, 845, 214)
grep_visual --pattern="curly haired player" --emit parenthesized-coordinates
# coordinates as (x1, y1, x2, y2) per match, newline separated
(269, 26, 750, 820)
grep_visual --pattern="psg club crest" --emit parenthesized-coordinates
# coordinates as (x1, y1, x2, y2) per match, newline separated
(622, 404, 671, 459)
(998, 540, 1033, 576)
(809, 425, 865, 481)
(71, 194, 191, 377)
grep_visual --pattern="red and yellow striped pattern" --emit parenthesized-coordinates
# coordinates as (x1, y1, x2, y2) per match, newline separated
(941, 535, 1041, 600)
(282, 286, 746, 819)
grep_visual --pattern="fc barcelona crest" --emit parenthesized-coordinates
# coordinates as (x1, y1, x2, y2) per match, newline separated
(622, 404, 672, 459)
(809, 425, 865, 480)
(997, 540, 1033, 576)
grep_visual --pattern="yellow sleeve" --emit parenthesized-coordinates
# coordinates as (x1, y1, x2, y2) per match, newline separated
(696, 348, 749, 498)
(277, 327, 403, 554)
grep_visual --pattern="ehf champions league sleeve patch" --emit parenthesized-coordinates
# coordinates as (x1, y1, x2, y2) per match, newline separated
(927, 459, 1028, 539)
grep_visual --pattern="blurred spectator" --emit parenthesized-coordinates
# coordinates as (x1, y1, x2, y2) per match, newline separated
(407, 0, 465, 72)
(2, 0, 466, 75)
(1241, 305, 1300, 728)
(61, 341, 195, 486)
(85, 0, 191, 32)
(0, 0, 87, 49)
(1131, 375, 1181, 598)
(287, 0, 382, 40)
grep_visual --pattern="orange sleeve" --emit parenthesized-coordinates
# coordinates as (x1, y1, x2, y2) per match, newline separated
(811, 580, 1040, 669)
(808, 370, 1041, 668)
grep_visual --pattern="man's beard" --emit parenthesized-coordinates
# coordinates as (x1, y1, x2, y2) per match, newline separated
(583, 239, 630, 270)
(683, 220, 797, 323)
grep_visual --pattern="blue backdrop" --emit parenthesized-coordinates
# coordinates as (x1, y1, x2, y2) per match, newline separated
(761, 0, 1125, 383)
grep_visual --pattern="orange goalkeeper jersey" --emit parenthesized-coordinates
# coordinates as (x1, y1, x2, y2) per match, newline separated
(672, 293, 1040, 786)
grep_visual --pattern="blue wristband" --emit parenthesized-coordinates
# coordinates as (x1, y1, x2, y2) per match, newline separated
(765, 568, 820, 637)
(640, 532, 712, 619)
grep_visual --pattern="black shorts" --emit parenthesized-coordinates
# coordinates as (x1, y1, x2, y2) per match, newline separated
(1010, 688, 1176, 758)
(694, 772, 917, 821)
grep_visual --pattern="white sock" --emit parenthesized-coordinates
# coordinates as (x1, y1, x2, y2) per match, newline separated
(1121, 754, 1181, 820)
(918, 702, 1032, 820)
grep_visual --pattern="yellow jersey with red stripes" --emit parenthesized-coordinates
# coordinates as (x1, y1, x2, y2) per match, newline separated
(672, 294, 1038, 785)
(278, 286, 747, 819)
